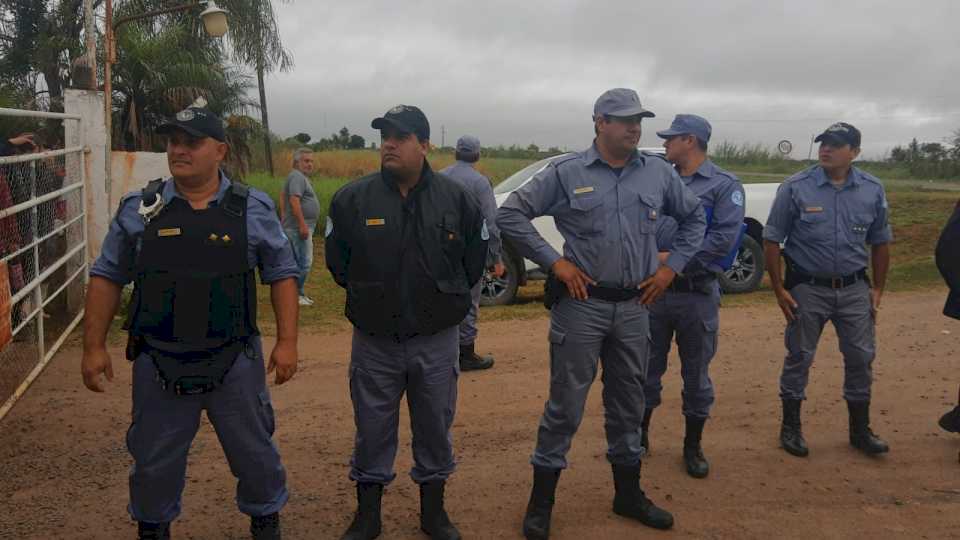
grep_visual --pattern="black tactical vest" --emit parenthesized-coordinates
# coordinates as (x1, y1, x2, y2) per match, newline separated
(124, 180, 259, 352)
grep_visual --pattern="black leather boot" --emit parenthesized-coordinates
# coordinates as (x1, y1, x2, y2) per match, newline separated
(847, 400, 889, 455)
(522, 466, 561, 540)
(250, 512, 281, 540)
(683, 416, 709, 479)
(640, 407, 653, 456)
(780, 398, 809, 457)
(940, 405, 960, 433)
(137, 522, 170, 540)
(420, 480, 461, 540)
(341, 483, 383, 540)
(459, 342, 494, 371)
(611, 463, 674, 530)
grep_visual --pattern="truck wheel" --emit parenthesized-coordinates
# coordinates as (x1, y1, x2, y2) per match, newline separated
(719, 235, 765, 294)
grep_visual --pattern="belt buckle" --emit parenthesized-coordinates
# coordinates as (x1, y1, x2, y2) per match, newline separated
(832, 277, 842, 289)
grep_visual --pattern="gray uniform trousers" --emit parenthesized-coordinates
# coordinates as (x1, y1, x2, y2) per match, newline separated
(459, 281, 482, 346)
(645, 282, 721, 419)
(532, 296, 650, 469)
(780, 280, 875, 402)
(126, 336, 288, 524)
(349, 326, 460, 485)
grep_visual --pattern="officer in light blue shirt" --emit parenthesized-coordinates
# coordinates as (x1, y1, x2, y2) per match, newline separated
(643, 114, 745, 479)
(440, 135, 502, 371)
(763, 122, 892, 459)
(498, 88, 706, 537)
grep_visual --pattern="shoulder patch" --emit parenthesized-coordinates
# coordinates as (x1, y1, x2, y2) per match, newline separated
(731, 190, 744, 207)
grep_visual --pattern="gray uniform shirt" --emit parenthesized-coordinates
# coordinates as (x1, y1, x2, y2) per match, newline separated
(282, 169, 320, 230)
(497, 144, 706, 287)
(440, 160, 501, 267)
(763, 165, 893, 277)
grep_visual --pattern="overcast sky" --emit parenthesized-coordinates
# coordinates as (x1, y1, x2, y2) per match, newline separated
(260, 1, 958, 158)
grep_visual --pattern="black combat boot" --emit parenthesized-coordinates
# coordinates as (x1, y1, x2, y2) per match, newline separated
(683, 416, 709, 479)
(780, 398, 809, 457)
(419, 480, 461, 540)
(522, 466, 561, 540)
(611, 463, 674, 530)
(459, 342, 494, 371)
(940, 405, 960, 433)
(640, 408, 653, 456)
(250, 512, 281, 540)
(137, 522, 170, 540)
(847, 400, 890, 455)
(341, 483, 383, 540)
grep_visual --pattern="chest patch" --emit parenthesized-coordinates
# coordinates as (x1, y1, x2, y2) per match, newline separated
(805, 206, 824, 213)
(157, 227, 182, 237)
(366, 218, 386, 227)
(573, 186, 595, 195)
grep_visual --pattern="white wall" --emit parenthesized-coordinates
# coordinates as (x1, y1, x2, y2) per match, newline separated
(110, 151, 169, 209)
(64, 89, 107, 264)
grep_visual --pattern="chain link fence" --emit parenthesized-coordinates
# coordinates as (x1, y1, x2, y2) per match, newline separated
(0, 109, 87, 422)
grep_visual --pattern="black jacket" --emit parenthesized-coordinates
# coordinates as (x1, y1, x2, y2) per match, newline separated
(936, 200, 960, 320)
(326, 162, 488, 341)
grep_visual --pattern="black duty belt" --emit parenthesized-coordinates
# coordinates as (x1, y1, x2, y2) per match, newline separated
(794, 269, 868, 289)
(586, 283, 645, 302)
(668, 274, 716, 293)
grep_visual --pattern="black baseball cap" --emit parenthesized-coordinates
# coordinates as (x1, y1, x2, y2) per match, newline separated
(157, 107, 226, 142)
(814, 122, 861, 148)
(371, 105, 430, 141)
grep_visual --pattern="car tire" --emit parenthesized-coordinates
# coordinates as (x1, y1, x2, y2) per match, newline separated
(719, 235, 764, 294)
(479, 248, 520, 306)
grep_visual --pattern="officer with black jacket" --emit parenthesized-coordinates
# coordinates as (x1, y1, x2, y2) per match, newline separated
(82, 107, 300, 540)
(326, 105, 487, 540)
(937, 199, 960, 433)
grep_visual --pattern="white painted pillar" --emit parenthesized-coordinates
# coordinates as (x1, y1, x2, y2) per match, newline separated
(64, 89, 109, 265)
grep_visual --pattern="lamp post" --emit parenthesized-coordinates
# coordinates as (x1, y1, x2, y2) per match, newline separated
(102, 0, 228, 205)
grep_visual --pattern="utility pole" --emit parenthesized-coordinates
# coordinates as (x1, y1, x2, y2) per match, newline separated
(441, 125, 446, 148)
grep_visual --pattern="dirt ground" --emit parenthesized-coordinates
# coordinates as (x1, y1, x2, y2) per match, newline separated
(2, 289, 959, 539)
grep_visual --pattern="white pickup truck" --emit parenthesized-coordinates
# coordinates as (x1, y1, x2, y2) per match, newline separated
(481, 150, 780, 306)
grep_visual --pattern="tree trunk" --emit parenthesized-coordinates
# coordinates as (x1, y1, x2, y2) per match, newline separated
(257, 62, 274, 176)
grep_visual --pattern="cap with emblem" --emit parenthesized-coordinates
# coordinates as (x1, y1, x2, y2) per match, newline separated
(814, 122, 861, 148)
(371, 105, 430, 141)
(656, 114, 712, 143)
(593, 88, 656, 120)
(455, 135, 480, 154)
(157, 107, 226, 142)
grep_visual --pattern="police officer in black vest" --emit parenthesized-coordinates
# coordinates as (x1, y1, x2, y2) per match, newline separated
(326, 105, 487, 540)
(82, 107, 300, 540)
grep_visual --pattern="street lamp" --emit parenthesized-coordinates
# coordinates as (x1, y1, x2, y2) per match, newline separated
(102, 0, 229, 204)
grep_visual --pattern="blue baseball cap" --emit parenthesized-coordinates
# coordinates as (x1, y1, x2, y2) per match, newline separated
(455, 135, 480, 154)
(656, 114, 712, 143)
(814, 122, 861, 148)
(593, 88, 655, 119)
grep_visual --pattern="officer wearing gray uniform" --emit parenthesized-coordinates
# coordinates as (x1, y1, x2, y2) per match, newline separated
(763, 122, 892, 458)
(81, 107, 300, 540)
(644, 114, 744, 479)
(440, 135, 502, 371)
(326, 105, 487, 540)
(498, 88, 706, 538)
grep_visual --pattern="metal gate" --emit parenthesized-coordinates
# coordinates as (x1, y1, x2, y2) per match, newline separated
(0, 108, 87, 422)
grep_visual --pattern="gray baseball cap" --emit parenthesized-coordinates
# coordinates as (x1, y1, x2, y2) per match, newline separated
(656, 114, 712, 143)
(593, 88, 655, 119)
(455, 135, 480, 154)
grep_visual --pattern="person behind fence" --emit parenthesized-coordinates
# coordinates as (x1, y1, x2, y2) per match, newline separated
(281, 147, 319, 306)
(936, 197, 960, 435)
(440, 135, 504, 371)
(326, 105, 488, 540)
(497, 88, 706, 538)
(642, 114, 745, 479)
(763, 122, 892, 459)
(81, 106, 300, 540)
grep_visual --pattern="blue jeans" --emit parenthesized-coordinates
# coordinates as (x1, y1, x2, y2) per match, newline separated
(284, 228, 314, 295)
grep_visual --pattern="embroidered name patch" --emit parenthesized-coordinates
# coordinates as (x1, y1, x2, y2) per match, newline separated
(365, 218, 386, 226)
(805, 206, 824, 213)
(573, 186, 595, 195)
(158, 228, 182, 237)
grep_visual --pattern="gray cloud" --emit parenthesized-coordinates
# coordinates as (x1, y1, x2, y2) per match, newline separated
(260, 0, 960, 158)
